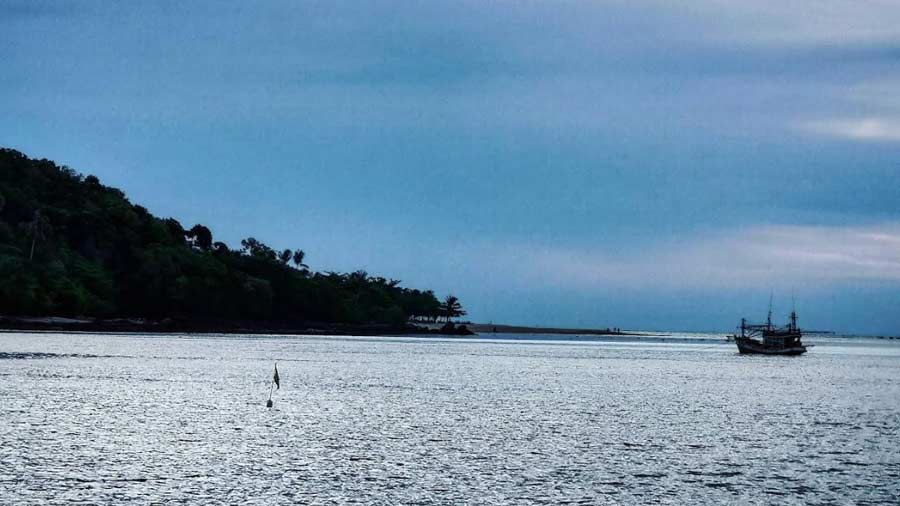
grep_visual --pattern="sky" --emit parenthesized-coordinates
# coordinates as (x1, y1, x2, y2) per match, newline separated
(2, 1, 900, 334)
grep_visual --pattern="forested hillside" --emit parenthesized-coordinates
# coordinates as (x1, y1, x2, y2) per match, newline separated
(0, 148, 459, 324)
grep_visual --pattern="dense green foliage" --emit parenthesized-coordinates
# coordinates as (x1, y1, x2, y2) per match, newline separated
(0, 148, 461, 324)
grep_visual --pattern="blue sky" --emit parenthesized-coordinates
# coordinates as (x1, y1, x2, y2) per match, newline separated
(2, 1, 900, 333)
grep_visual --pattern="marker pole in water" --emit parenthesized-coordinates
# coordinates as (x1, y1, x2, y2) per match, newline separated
(266, 362, 279, 408)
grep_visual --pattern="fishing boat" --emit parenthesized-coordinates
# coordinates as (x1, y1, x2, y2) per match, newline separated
(732, 305, 807, 356)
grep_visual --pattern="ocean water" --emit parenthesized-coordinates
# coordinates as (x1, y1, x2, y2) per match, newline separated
(1, 332, 899, 505)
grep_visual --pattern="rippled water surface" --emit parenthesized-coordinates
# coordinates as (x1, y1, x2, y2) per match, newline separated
(2, 332, 899, 504)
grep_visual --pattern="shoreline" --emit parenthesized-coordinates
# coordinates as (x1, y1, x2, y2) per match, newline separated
(0, 316, 470, 337)
(0, 316, 647, 337)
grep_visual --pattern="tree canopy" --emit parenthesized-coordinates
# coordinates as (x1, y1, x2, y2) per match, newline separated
(0, 148, 457, 324)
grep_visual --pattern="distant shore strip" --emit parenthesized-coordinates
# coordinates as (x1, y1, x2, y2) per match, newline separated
(0, 316, 641, 337)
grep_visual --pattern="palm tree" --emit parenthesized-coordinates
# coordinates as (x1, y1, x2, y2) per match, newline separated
(441, 295, 466, 322)
(279, 249, 293, 264)
(347, 270, 369, 288)
(346, 270, 369, 308)
(292, 249, 308, 270)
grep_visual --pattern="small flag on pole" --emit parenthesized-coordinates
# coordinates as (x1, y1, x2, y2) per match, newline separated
(273, 363, 280, 390)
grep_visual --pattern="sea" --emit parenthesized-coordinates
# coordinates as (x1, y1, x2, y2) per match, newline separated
(1, 331, 898, 505)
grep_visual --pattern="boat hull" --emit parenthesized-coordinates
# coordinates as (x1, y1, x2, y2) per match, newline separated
(735, 337, 807, 356)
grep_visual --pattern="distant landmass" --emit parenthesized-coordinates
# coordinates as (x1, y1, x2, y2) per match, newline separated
(465, 323, 637, 336)
(0, 148, 465, 332)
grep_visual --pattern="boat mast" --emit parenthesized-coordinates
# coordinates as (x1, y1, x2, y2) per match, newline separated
(790, 290, 797, 332)
(767, 292, 773, 330)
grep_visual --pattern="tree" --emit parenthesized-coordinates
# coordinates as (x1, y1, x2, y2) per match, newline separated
(347, 270, 369, 289)
(240, 237, 276, 260)
(26, 210, 52, 261)
(163, 218, 185, 242)
(440, 294, 466, 322)
(292, 249, 308, 270)
(186, 224, 213, 251)
(279, 248, 293, 264)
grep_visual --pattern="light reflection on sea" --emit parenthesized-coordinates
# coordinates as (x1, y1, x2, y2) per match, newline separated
(1, 331, 898, 504)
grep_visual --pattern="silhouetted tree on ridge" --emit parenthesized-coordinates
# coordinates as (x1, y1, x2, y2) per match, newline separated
(186, 224, 213, 251)
(292, 249, 308, 271)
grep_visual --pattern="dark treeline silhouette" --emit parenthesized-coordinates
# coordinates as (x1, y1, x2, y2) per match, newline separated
(0, 148, 461, 325)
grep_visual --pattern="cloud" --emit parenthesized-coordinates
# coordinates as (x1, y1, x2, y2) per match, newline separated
(802, 118, 900, 142)
(4, 0, 897, 148)
(469, 224, 900, 292)
(797, 76, 900, 142)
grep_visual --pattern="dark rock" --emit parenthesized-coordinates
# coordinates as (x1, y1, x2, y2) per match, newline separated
(455, 324, 474, 336)
(438, 322, 475, 336)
